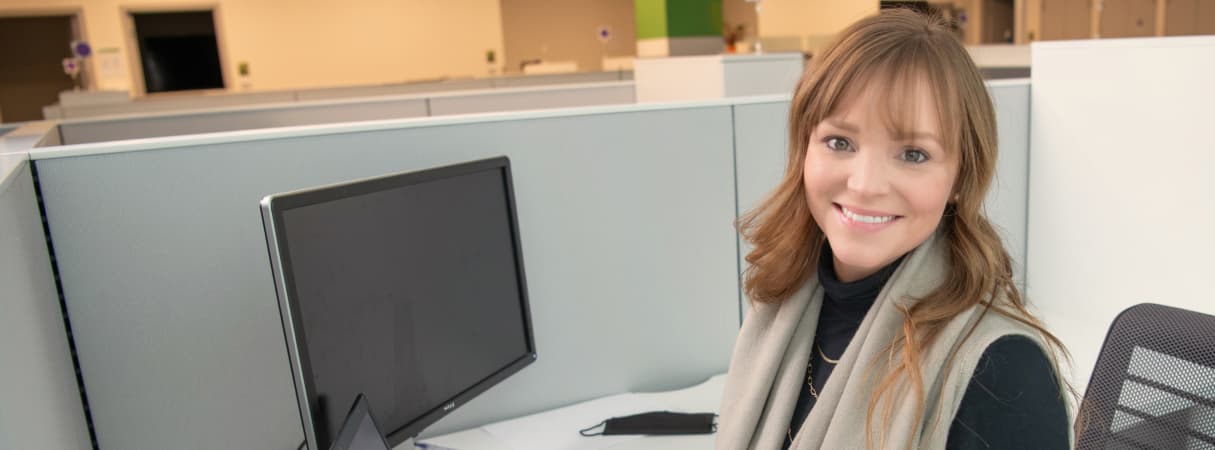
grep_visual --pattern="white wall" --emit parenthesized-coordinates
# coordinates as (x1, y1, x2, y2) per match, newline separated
(1028, 36, 1215, 388)
(0, 0, 504, 93)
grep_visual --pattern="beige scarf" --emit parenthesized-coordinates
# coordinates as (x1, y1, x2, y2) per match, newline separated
(716, 231, 1060, 450)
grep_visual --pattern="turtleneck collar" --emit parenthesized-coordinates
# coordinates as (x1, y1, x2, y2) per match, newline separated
(816, 240, 905, 308)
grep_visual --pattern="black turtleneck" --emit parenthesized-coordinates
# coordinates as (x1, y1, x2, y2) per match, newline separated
(782, 242, 1068, 449)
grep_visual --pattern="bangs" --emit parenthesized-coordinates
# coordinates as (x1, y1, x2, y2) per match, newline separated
(812, 41, 965, 157)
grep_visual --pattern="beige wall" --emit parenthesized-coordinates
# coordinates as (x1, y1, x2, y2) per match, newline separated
(1025, 0, 1040, 41)
(0, 0, 504, 94)
(499, 0, 635, 74)
(756, 0, 878, 53)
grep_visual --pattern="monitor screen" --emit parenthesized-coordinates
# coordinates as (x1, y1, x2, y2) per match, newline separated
(260, 157, 536, 450)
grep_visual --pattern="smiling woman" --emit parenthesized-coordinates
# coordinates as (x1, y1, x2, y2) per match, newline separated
(716, 9, 1074, 450)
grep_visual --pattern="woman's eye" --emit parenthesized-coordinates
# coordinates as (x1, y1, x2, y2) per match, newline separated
(825, 137, 852, 152)
(901, 149, 929, 163)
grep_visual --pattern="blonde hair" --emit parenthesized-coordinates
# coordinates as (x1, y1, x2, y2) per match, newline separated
(737, 9, 1073, 448)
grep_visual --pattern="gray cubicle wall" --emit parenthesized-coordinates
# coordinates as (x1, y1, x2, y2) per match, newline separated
(57, 97, 429, 145)
(48, 91, 298, 120)
(427, 82, 635, 116)
(730, 80, 1032, 298)
(49, 71, 633, 119)
(294, 78, 494, 102)
(0, 153, 92, 450)
(56, 82, 636, 145)
(490, 70, 631, 88)
(984, 80, 1031, 287)
(32, 102, 741, 450)
(297, 71, 632, 101)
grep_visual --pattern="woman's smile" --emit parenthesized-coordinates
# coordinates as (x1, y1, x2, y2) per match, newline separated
(834, 203, 901, 231)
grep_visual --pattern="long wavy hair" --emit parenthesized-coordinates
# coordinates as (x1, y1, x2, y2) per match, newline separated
(738, 9, 1073, 448)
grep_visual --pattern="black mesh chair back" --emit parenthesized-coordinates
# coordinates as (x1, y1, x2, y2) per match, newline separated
(1075, 303, 1215, 450)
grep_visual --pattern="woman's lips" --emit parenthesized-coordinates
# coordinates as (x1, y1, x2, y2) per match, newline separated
(834, 203, 901, 231)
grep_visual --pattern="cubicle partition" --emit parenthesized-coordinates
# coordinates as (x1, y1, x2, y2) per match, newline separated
(44, 91, 298, 120)
(31, 101, 745, 450)
(1027, 36, 1215, 388)
(0, 152, 91, 450)
(46, 71, 634, 120)
(56, 81, 635, 145)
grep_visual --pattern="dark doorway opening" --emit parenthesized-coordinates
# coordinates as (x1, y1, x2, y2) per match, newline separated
(0, 15, 76, 122)
(131, 11, 224, 93)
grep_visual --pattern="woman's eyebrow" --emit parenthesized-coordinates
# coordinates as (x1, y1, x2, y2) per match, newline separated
(893, 130, 943, 146)
(823, 119, 860, 133)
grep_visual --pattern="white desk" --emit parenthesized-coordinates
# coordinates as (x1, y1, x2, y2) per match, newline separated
(417, 374, 726, 450)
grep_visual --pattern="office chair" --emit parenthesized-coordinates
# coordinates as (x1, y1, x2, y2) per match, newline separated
(1075, 303, 1215, 449)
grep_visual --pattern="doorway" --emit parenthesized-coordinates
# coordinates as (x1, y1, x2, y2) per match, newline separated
(0, 15, 78, 122)
(983, 0, 1016, 43)
(129, 10, 224, 94)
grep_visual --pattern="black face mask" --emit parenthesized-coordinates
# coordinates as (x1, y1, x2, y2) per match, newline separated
(579, 411, 717, 436)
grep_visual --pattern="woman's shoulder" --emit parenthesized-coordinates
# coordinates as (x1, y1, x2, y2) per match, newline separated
(942, 304, 1061, 391)
(960, 304, 1050, 354)
(947, 333, 1071, 449)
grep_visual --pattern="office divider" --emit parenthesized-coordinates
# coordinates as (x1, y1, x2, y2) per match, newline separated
(0, 154, 91, 450)
(1028, 36, 1215, 388)
(57, 82, 636, 145)
(46, 71, 634, 120)
(32, 102, 742, 449)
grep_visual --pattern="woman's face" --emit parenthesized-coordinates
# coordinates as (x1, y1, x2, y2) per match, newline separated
(803, 79, 960, 282)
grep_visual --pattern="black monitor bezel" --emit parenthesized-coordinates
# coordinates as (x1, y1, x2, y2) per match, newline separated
(260, 156, 537, 450)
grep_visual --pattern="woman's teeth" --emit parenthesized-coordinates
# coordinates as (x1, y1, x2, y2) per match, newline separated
(841, 206, 895, 224)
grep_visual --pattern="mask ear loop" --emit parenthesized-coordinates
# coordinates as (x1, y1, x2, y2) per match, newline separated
(579, 420, 607, 436)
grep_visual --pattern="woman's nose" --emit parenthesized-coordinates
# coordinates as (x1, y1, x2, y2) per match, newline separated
(845, 153, 891, 197)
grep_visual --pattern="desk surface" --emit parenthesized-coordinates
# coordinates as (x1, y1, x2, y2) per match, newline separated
(417, 374, 725, 450)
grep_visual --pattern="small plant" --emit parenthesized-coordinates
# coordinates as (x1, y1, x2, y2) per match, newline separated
(723, 23, 746, 52)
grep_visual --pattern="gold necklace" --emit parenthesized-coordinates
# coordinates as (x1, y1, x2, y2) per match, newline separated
(788, 358, 818, 447)
(816, 343, 840, 365)
(804, 359, 820, 399)
(790, 344, 843, 447)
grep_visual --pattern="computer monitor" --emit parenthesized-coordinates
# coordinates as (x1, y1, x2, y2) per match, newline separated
(260, 156, 537, 450)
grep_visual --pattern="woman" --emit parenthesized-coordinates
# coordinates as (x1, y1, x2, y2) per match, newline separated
(715, 10, 1072, 450)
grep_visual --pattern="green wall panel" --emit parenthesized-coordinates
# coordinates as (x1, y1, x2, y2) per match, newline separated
(668, 0, 723, 37)
(635, 0, 669, 39)
(635, 0, 722, 39)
